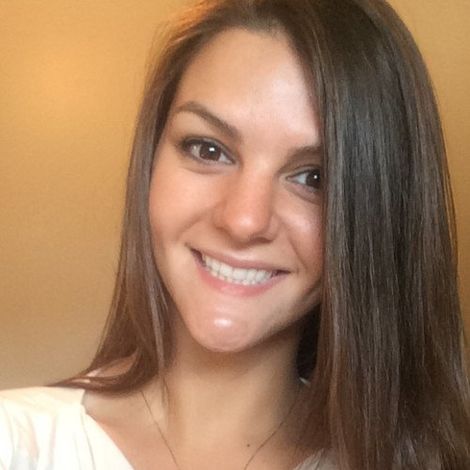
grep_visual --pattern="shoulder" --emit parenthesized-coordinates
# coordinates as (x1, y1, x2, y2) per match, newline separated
(0, 386, 88, 469)
(0, 386, 84, 410)
(0, 386, 85, 430)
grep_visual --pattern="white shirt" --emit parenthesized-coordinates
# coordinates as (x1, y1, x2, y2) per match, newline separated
(0, 387, 335, 469)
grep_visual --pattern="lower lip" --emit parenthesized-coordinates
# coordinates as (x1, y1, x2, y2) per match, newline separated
(192, 251, 286, 297)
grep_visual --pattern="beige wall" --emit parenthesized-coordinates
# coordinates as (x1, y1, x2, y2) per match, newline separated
(1, 1, 468, 389)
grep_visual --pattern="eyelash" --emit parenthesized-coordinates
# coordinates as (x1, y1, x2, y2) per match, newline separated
(287, 168, 322, 193)
(178, 136, 322, 193)
(179, 137, 233, 165)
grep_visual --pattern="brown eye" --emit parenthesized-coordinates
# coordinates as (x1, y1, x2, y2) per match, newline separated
(182, 138, 232, 164)
(199, 142, 221, 160)
(305, 170, 321, 190)
(288, 168, 322, 192)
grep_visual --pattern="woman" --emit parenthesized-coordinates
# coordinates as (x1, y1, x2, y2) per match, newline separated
(1, 0, 469, 468)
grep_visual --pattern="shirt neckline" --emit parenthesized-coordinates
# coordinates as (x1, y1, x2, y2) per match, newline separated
(76, 388, 134, 469)
(75, 386, 323, 470)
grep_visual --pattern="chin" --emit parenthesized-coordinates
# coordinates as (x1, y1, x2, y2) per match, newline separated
(199, 341, 249, 354)
(188, 317, 255, 354)
(183, 310, 295, 356)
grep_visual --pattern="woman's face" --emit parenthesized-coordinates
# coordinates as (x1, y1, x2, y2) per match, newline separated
(149, 28, 323, 353)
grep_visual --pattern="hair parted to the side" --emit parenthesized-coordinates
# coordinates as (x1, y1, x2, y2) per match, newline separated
(61, 0, 470, 467)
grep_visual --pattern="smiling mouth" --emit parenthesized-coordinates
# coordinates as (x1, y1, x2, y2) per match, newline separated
(194, 251, 283, 286)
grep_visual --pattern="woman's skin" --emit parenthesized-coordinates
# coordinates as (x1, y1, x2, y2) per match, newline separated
(85, 28, 324, 470)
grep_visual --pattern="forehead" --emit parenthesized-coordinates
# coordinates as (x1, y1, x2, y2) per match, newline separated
(171, 28, 321, 148)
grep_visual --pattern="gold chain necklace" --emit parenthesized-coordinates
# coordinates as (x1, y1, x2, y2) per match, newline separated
(140, 385, 300, 470)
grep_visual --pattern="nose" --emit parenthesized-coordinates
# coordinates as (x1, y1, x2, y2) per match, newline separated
(212, 170, 280, 244)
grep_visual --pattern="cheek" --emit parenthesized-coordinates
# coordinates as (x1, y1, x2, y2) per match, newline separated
(149, 144, 220, 235)
(285, 202, 324, 276)
(148, 153, 196, 242)
(149, 150, 182, 212)
(148, 175, 173, 248)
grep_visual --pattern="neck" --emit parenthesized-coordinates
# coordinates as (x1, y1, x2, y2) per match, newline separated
(146, 314, 304, 452)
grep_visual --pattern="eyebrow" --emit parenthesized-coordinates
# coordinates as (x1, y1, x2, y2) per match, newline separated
(174, 101, 242, 142)
(287, 144, 323, 165)
(174, 100, 323, 162)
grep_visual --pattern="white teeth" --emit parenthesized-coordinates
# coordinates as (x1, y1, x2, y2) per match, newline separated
(232, 268, 246, 281)
(219, 262, 232, 278)
(212, 258, 221, 272)
(201, 253, 274, 285)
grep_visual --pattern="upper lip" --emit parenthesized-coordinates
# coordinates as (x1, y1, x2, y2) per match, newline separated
(193, 248, 289, 273)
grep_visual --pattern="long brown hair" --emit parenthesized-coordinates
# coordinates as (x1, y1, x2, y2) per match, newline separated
(64, 0, 470, 467)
